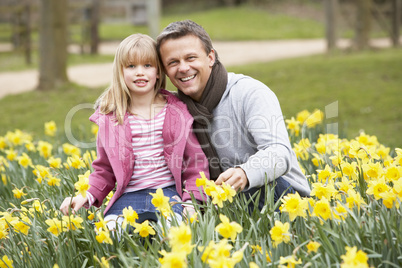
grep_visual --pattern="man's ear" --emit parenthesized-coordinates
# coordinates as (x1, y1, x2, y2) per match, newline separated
(208, 49, 216, 67)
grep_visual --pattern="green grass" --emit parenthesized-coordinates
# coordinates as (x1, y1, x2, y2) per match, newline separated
(0, 83, 104, 145)
(161, 6, 324, 41)
(228, 48, 402, 149)
(0, 48, 401, 150)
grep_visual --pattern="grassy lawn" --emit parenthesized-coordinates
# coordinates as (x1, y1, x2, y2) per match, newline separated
(0, 48, 401, 150)
(0, 4, 400, 149)
(229, 48, 402, 149)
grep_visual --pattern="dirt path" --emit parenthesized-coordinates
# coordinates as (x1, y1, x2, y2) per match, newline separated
(0, 38, 396, 99)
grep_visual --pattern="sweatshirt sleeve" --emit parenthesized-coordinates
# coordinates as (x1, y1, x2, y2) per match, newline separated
(237, 84, 293, 190)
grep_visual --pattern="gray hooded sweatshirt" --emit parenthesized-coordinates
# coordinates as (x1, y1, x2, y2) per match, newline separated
(210, 72, 311, 196)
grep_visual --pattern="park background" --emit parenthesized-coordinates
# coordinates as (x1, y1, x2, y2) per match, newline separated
(0, 0, 401, 149)
(0, 0, 402, 267)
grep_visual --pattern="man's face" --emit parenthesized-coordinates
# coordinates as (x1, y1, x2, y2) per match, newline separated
(159, 35, 215, 102)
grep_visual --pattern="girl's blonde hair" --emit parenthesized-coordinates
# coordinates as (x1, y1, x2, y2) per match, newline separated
(95, 33, 166, 125)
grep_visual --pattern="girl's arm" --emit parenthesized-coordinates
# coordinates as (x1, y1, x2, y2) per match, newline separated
(181, 128, 210, 203)
(60, 194, 88, 215)
(86, 135, 116, 207)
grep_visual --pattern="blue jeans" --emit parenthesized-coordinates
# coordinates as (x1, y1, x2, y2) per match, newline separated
(105, 185, 183, 223)
(241, 176, 294, 212)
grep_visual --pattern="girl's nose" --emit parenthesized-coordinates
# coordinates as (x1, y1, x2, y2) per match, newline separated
(135, 66, 144, 75)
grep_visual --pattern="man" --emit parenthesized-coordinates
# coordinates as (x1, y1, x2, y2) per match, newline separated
(156, 20, 310, 209)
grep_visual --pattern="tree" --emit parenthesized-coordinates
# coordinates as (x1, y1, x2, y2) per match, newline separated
(354, 0, 372, 50)
(37, 0, 68, 91)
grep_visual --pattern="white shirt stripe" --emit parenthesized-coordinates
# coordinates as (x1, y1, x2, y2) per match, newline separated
(125, 106, 175, 193)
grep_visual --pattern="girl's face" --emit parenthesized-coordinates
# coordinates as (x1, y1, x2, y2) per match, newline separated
(123, 59, 159, 98)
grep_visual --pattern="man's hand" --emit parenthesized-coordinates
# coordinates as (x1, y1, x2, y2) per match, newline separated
(215, 167, 248, 192)
(60, 195, 88, 216)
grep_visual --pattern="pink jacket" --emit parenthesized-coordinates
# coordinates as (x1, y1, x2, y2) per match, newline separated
(87, 89, 209, 214)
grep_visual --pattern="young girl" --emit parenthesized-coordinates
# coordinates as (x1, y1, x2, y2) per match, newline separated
(60, 33, 209, 228)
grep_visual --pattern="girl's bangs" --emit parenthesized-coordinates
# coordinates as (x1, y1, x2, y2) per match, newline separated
(121, 43, 158, 67)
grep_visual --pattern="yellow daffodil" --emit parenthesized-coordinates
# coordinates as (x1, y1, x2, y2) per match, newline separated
(47, 157, 62, 169)
(196, 171, 209, 187)
(44, 121, 57, 137)
(340, 246, 369, 268)
(168, 222, 194, 254)
(0, 255, 13, 268)
(384, 164, 402, 182)
(333, 201, 348, 221)
(87, 211, 95, 221)
(62, 215, 84, 231)
(122, 206, 138, 229)
(285, 116, 300, 136)
(310, 181, 337, 200)
(380, 191, 399, 209)
(307, 241, 321, 253)
(83, 150, 96, 166)
(150, 188, 172, 217)
(336, 177, 356, 194)
(304, 109, 323, 128)
(270, 220, 291, 247)
(5, 149, 17, 161)
(95, 228, 113, 245)
(316, 164, 336, 183)
(345, 189, 366, 209)
(279, 255, 302, 268)
(75, 171, 91, 198)
(279, 191, 309, 221)
(159, 250, 187, 268)
(13, 219, 30, 236)
(94, 213, 107, 231)
(32, 165, 50, 182)
(47, 175, 61, 187)
(366, 177, 390, 200)
(296, 109, 310, 124)
(45, 218, 65, 237)
(37, 141, 53, 159)
(293, 138, 311, 161)
(12, 187, 27, 199)
(312, 197, 332, 221)
(17, 153, 32, 168)
(221, 182, 237, 203)
(67, 155, 86, 169)
(133, 220, 155, 237)
(63, 143, 81, 157)
(215, 214, 243, 241)
(91, 125, 99, 136)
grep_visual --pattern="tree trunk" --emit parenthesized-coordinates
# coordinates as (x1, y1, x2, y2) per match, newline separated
(325, 0, 339, 52)
(354, 0, 372, 50)
(90, 0, 100, 54)
(391, 0, 401, 47)
(38, 0, 68, 91)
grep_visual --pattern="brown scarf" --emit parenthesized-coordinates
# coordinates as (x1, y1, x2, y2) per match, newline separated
(178, 58, 228, 180)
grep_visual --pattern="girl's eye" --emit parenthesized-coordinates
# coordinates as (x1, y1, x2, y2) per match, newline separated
(128, 64, 135, 68)
(144, 64, 152, 68)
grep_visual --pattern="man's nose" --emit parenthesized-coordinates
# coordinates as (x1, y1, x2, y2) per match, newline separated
(178, 61, 190, 72)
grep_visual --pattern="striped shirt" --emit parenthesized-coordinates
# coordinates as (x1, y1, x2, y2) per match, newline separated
(124, 105, 175, 193)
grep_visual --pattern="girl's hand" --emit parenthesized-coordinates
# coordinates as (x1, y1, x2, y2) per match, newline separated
(60, 195, 88, 215)
(183, 205, 196, 220)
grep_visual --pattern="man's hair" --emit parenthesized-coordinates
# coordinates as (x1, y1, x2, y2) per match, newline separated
(156, 20, 215, 57)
